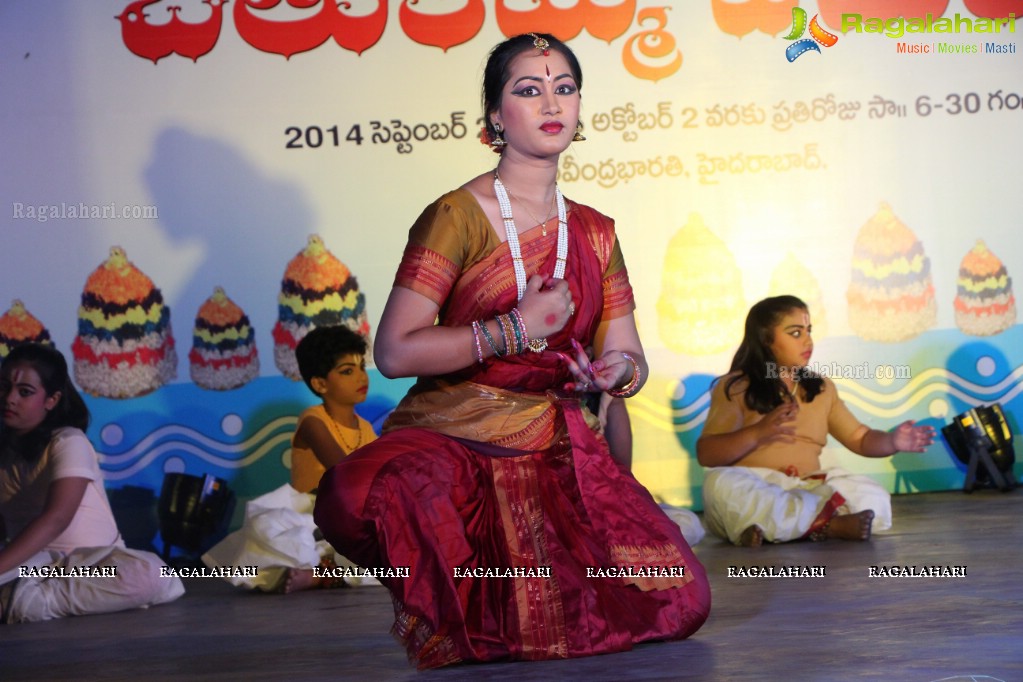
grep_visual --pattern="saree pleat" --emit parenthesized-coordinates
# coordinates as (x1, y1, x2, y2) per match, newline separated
(314, 193, 709, 668)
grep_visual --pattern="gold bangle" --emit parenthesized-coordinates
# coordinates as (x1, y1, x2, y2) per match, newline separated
(607, 352, 641, 398)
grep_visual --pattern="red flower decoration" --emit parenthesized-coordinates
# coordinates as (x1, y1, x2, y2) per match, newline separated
(479, 126, 504, 153)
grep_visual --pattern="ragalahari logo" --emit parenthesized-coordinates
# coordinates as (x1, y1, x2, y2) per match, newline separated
(783, 7, 839, 62)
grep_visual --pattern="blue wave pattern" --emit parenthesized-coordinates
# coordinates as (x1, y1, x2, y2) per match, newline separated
(85, 374, 409, 504)
(97, 416, 297, 481)
(669, 366, 1023, 435)
(834, 365, 1023, 418)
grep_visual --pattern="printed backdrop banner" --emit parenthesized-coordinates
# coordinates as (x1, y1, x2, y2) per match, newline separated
(2, 1, 1021, 520)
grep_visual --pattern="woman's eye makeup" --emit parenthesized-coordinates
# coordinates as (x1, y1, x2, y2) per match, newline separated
(512, 84, 577, 97)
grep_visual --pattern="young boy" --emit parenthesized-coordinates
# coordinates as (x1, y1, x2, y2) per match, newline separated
(202, 324, 377, 592)
(291, 325, 377, 494)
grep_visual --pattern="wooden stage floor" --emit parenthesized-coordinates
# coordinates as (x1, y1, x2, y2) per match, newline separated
(2, 490, 1021, 681)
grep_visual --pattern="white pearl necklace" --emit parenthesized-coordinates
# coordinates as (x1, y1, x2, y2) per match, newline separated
(493, 171, 568, 300)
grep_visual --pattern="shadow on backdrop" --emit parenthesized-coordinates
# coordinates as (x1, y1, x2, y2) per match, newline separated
(143, 126, 316, 349)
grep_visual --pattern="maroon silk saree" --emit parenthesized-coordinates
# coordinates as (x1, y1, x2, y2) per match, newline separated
(314, 191, 710, 668)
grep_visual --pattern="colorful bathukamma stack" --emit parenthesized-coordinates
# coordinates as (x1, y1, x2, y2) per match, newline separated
(656, 213, 746, 355)
(769, 252, 828, 339)
(846, 203, 936, 342)
(273, 234, 370, 380)
(0, 300, 53, 360)
(189, 286, 259, 390)
(71, 246, 177, 398)
(954, 240, 1016, 336)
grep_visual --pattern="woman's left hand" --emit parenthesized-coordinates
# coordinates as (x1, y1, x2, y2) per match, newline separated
(558, 339, 631, 393)
(892, 420, 936, 453)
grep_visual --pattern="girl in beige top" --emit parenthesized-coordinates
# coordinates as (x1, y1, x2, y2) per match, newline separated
(697, 296, 934, 546)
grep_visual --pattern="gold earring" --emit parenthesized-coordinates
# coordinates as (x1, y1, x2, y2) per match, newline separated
(492, 123, 506, 148)
(572, 122, 586, 142)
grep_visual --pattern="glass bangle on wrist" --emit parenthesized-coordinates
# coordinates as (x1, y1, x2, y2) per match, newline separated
(470, 321, 485, 364)
(606, 352, 641, 398)
(478, 319, 503, 357)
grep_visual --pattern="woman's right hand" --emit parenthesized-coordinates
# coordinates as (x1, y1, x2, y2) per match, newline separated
(754, 401, 799, 446)
(517, 274, 573, 340)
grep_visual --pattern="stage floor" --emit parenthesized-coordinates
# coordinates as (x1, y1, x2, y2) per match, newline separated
(2, 490, 1021, 681)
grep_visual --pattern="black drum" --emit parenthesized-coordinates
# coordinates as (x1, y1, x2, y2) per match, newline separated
(157, 472, 234, 559)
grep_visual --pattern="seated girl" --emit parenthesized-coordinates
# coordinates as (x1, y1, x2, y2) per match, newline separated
(0, 343, 184, 622)
(696, 295, 934, 546)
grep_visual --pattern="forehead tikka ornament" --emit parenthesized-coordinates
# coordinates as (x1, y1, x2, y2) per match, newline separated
(530, 33, 551, 56)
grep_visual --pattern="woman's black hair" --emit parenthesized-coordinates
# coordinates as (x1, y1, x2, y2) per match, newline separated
(719, 295, 824, 414)
(295, 324, 368, 394)
(481, 32, 583, 145)
(0, 343, 90, 462)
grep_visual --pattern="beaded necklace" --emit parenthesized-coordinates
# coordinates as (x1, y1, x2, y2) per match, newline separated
(493, 170, 568, 300)
(324, 414, 363, 454)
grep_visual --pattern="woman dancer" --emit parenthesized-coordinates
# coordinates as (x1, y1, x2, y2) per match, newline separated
(314, 33, 709, 668)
